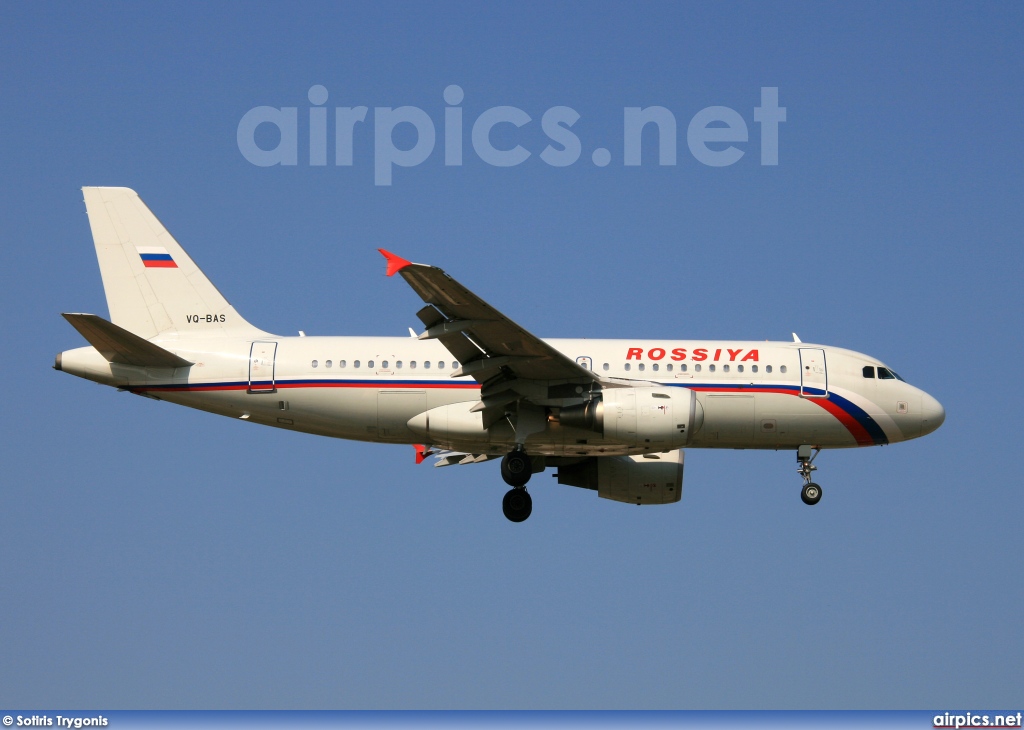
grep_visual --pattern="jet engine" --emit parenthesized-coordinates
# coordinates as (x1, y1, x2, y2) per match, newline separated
(558, 386, 701, 449)
(556, 449, 684, 504)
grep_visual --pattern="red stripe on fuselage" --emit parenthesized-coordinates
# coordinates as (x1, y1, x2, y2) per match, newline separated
(135, 381, 480, 393)
(805, 397, 876, 446)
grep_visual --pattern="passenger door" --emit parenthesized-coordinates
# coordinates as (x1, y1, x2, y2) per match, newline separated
(248, 341, 277, 393)
(799, 348, 828, 397)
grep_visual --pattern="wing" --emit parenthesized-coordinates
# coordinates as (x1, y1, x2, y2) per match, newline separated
(379, 250, 599, 432)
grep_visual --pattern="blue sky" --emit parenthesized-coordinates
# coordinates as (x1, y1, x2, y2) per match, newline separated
(1, 1, 1021, 709)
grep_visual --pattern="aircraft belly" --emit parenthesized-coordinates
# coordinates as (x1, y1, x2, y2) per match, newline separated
(377, 389, 428, 442)
(699, 394, 755, 445)
(681, 392, 860, 449)
(753, 392, 856, 448)
(421, 409, 647, 454)
(282, 387, 378, 438)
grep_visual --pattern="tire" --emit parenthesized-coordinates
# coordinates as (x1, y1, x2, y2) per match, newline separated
(500, 450, 532, 487)
(801, 482, 822, 506)
(502, 488, 533, 522)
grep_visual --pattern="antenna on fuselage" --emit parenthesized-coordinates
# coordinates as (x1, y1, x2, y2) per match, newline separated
(792, 333, 802, 343)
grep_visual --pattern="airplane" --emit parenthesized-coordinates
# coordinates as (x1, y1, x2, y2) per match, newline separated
(56, 187, 945, 522)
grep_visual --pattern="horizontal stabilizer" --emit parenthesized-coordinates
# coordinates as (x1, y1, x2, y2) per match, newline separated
(62, 313, 193, 368)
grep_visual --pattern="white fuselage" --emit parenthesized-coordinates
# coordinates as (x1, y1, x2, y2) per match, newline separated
(58, 187, 947, 516)
(58, 335, 945, 456)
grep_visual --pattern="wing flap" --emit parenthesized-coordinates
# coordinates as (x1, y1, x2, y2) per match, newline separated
(415, 305, 445, 329)
(433, 451, 499, 468)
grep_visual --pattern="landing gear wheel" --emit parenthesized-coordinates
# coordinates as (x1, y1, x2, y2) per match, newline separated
(502, 488, 533, 522)
(500, 450, 532, 487)
(801, 482, 822, 506)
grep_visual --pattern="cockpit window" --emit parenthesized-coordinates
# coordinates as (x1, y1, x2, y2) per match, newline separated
(877, 367, 895, 380)
(891, 370, 905, 382)
(862, 366, 875, 378)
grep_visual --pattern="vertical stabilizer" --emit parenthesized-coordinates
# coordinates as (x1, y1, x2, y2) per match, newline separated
(81, 187, 265, 339)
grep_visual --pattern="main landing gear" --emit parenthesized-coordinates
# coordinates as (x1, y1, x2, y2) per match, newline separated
(501, 449, 533, 522)
(797, 445, 822, 506)
(502, 487, 532, 522)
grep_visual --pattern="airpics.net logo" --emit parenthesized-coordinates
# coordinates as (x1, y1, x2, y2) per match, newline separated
(236, 85, 786, 186)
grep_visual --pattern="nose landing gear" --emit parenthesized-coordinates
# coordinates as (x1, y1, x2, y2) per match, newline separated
(797, 445, 822, 506)
(801, 482, 822, 505)
(500, 449, 533, 522)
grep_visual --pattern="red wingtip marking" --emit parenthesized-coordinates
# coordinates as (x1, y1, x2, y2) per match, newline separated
(378, 248, 412, 277)
(414, 444, 433, 465)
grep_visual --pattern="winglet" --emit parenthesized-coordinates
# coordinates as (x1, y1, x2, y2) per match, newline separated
(378, 249, 412, 277)
(413, 444, 434, 465)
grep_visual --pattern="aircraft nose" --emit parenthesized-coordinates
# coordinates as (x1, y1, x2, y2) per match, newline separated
(921, 392, 945, 436)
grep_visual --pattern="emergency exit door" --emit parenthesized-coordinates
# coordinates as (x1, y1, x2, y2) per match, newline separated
(799, 348, 828, 397)
(249, 341, 278, 393)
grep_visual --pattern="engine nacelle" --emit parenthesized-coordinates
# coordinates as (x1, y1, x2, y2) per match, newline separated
(407, 401, 489, 443)
(556, 450, 684, 504)
(559, 386, 700, 449)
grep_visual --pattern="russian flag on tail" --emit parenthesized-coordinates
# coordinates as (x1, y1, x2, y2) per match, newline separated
(136, 246, 177, 268)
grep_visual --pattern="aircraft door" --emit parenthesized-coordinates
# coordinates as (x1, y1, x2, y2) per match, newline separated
(249, 341, 278, 393)
(799, 348, 828, 397)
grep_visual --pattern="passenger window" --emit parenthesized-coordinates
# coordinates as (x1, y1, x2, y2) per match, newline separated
(424, 361, 431, 369)
(354, 360, 360, 368)
(752, 365, 758, 373)
(368, 360, 375, 368)
(709, 364, 716, 372)
(312, 360, 318, 368)
(395, 361, 402, 369)
(382, 360, 389, 369)
(694, 364, 701, 372)
(652, 363, 659, 372)
(602, 363, 609, 371)
(737, 364, 744, 373)
(723, 364, 730, 373)
(638, 363, 646, 371)
(681, 364, 687, 372)
(766, 365, 773, 374)
(780, 365, 786, 374)
(666, 364, 673, 372)
(326, 360, 332, 368)
(452, 362, 458, 369)
(410, 361, 417, 369)
(339, 360, 347, 368)
(624, 363, 631, 371)
(878, 367, 895, 380)
(863, 366, 875, 378)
